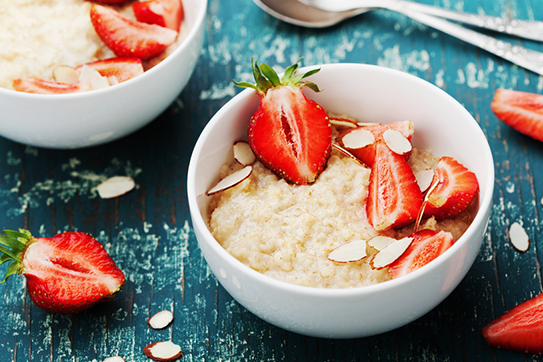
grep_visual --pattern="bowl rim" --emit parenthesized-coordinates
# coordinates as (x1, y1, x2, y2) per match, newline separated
(0, 0, 208, 100)
(188, 63, 495, 298)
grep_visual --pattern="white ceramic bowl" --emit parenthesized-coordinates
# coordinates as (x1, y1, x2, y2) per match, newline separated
(0, 0, 207, 149)
(187, 64, 494, 339)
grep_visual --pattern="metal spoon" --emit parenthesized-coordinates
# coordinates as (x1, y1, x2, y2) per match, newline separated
(253, 0, 543, 76)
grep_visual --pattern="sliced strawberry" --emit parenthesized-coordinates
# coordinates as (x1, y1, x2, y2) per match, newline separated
(234, 59, 332, 185)
(336, 120, 414, 166)
(366, 140, 423, 231)
(491, 88, 543, 142)
(388, 229, 454, 278)
(133, 0, 184, 32)
(76, 57, 144, 83)
(482, 293, 543, 354)
(0, 229, 124, 314)
(90, 4, 178, 60)
(13, 78, 91, 94)
(423, 157, 479, 220)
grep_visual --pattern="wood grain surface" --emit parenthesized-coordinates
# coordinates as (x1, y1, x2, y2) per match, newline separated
(1, 0, 543, 361)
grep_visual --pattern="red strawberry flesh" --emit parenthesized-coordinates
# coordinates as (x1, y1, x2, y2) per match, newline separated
(491, 88, 543, 142)
(13, 78, 91, 94)
(482, 293, 543, 354)
(76, 57, 144, 83)
(133, 0, 185, 32)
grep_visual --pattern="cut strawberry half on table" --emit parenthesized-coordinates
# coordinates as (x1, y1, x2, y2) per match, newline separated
(233, 59, 332, 185)
(133, 0, 185, 32)
(491, 88, 543, 142)
(423, 156, 479, 220)
(76, 57, 144, 83)
(336, 120, 414, 166)
(90, 4, 178, 60)
(482, 292, 543, 354)
(388, 229, 454, 278)
(366, 140, 423, 231)
(13, 78, 91, 94)
(0, 229, 125, 314)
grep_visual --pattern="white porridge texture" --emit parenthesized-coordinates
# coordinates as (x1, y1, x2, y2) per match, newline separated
(208, 149, 473, 289)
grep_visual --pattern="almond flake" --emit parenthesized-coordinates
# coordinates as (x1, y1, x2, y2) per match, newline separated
(328, 239, 368, 263)
(207, 165, 252, 195)
(383, 129, 412, 155)
(331, 143, 366, 167)
(329, 118, 358, 129)
(79, 64, 110, 90)
(96, 176, 136, 199)
(357, 122, 381, 127)
(144, 341, 183, 362)
(415, 169, 435, 193)
(233, 141, 256, 166)
(148, 310, 174, 330)
(53, 65, 80, 84)
(509, 222, 529, 252)
(341, 128, 375, 149)
(367, 235, 397, 251)
(414, 176, 442, 233)
(371, 237, 413, 269)
(102, 357, 126, 362)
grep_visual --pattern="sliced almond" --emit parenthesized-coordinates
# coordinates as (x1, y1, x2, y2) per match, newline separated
(413, 176, 441, 233)
(331, 143, 366, 167)
(102, 357, 126, 362)
(341, 128, 375, 149)
(78, 64, 110, 90)
(329, 117, 358, 129)
(367, 235, 397, 251)
(415, 169, 435, 193)
(509, 222, 529, 252)
(96, 176, 136, 199)
(357, 122, 381, 127)
(371, 237, 413, 269)
(233, 141, 256, 166)
(53, 65, 80, 84)
(383, 129, 412, 155)
(144, 341, 183, 362)
(148, 310, 174, 330)
(108, 75, 119, 86)
(207, 165, 252, 196)
(328, 239, 368, 263)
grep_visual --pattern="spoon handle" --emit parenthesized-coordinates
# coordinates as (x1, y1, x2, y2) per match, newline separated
(403, 11, 543, 76)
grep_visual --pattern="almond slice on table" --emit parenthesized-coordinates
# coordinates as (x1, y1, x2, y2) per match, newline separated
(383, 129, 412, 155)
(371, 236, 414, 269)
(340, 128, 375, 149)
(509, 222, 530, 252)
(415, 169, 435, 193)
(144, 341, 183, 362)
(233, 141, 256, 166)
(367, 235, 397, 251)
(96, 176, 136, 199)
(148, 310, 174, 329)
(102, 357, 126, 362)
(207, 165, 252, 195)
(328, 239, 368, 263)
(53, 65, 80, 84)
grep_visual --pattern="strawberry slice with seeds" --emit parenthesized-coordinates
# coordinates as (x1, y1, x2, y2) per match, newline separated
(13, 78, 91, 94)
(423, 157, 478, 220)
(388, 229, 454, 278)
(90, 4, 178, 60)
(76, 57, 144, 83)
(491, 88, 543, 142)
(234, 59, 332, 185)
(366, 140, 423, 231)
(337, 120, 414, 166)
(482, 293, 543, 354)
(133, 0, 185, 32)
(0, 229, 125, 314)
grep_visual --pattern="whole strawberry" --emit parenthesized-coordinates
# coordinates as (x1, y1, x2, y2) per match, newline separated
(0, 229, 125, 314)
(234, 59, 332, 185)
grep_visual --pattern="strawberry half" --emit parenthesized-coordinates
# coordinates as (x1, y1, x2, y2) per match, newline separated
(133, 0, 185, 32)
(234, 59, 332, 185)
(366, 140, 423, 231)
(76, 57, 144, 83)
(388, 229, 454, 278)
(13, 78, 91, 94)
(491, 88, 543, 142)
(423, 157, 479, 220)
(0, 229, 124, 314)
(482, 293, 543, 354)
(90, 4, 178, 60)
(337, 120, 414, 166)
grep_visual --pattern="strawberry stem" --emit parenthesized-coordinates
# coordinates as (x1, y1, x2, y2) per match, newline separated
(0, 229, 34, 283)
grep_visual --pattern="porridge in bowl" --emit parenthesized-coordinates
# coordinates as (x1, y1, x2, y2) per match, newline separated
(206, 60, 478, 289)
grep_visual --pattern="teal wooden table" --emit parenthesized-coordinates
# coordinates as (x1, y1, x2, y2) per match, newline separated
(1, 0, 543, 360)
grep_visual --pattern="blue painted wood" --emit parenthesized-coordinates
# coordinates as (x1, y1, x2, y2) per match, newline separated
(1, 0, 543, 360)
